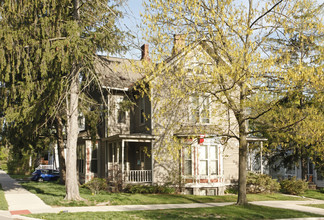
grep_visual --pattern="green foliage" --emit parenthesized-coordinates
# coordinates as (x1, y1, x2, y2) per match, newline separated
(225, 185, 238, 195)
(83, 178, 107, 195)
(7, 149, 34, 175)
(124, 184, 175, 194)
(0, 184, 8, 210)
(0, 0, 127, 198)
(280, 177, 308, 195)
(246, 172, 280, 194)
(0, 147, 8, 171)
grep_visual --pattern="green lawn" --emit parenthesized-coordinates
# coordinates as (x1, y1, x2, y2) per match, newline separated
(0, 184, 8, 210)
(305, 204, 324, 209)
(14, 180, 305, 207)
(303, 190, 324, 200)
(27, 204, 323, 220)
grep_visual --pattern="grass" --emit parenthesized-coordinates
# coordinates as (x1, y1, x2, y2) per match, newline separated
(303, 190, 324, 200)
(27, 204, 323, 220)
(0, 184, 8, 210)
(8, 174, 31, 181)
(13, 180, 305, 207)
(305, 204, 324, 209)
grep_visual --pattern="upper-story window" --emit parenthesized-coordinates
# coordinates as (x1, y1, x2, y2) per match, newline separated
(189, 95, 210, 124)
(78, 112, 85, 131)
(116, 97, 126, 124)
(140, 97, 145, 124)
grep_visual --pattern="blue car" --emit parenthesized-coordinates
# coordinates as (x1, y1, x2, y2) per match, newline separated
(31, 169, 60, 182)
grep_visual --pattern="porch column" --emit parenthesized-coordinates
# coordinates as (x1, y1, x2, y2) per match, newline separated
(122, 140, 125, 183)
(247, 143, 252, 171)
(260, 141, 263, 174)
(151, 141, 154, 184)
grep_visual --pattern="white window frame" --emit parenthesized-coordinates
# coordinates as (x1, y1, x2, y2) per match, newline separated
(189, 95, 210, 124)
(183, 146, 192, 176)
(116, 96, 126, 124)
(198, 144, 220, 176)
(78, 112, 85, 131)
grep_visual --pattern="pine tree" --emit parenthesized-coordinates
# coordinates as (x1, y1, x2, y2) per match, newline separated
(0, 0, 126, 200)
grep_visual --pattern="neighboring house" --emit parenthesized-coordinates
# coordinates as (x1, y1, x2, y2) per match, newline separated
(269, 156, 324, 188)
(77, 36, 243, 195)
(246, 137, 269, 175)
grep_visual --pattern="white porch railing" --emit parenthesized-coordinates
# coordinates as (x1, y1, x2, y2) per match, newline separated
(36, 165, 55, 170)
(127, 170, 152, 183)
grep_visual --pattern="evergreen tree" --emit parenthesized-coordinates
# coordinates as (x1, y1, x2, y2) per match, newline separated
(0, 0, 126, 200)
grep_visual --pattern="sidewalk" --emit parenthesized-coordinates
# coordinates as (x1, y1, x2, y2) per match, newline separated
(2, 169, 324, 220)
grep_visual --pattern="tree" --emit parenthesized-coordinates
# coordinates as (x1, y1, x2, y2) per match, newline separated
(254, 0, 324, 180)
(0, 0, 126, 200)
(142, 0, 324, 205)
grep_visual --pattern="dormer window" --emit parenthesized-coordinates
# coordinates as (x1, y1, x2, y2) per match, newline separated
(189, 95, 210, 124)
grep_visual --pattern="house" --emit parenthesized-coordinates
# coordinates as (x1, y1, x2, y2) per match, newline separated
(268, 154, 324, 188)
(76, 35, 242, 195)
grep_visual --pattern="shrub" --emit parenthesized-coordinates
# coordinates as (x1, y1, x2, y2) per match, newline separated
(225, 185, 238, 194)
(280, 177, 308, 195)
(319, 188, 324, 194)
(246, 172, 280, 194)
(83, 178, 107, 194)
(124, 184, 175, 194)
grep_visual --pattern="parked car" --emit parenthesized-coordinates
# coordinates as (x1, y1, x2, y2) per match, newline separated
(31, 169, 60, 182)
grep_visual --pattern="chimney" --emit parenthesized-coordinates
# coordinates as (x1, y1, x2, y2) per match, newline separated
(141, 44, 150, 61)
(172, 34, 185, 55)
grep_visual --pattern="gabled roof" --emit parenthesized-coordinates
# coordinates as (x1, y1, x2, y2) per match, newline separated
(152, 40, 229, 77)
(94, 56, 144, 90)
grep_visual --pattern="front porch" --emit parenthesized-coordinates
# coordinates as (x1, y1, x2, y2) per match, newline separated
(102, 134, 155, 185)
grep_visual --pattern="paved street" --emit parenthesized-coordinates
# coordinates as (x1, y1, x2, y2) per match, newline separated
(2, 170, 324, 220)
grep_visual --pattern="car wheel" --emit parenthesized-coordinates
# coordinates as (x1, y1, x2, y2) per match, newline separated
(38, 177, 44, 182)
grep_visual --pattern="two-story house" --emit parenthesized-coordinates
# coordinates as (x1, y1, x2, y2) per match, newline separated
(77, 36, 241, 195)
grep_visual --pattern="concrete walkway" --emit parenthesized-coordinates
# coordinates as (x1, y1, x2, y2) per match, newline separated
(2, 169, 324, 220)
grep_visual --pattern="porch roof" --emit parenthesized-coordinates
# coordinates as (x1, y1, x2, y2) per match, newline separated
(102, 133, 156, 143)
(247, 137, 268, 142)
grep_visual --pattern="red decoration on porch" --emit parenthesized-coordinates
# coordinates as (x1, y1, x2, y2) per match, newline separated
(199, 135, 205, 144)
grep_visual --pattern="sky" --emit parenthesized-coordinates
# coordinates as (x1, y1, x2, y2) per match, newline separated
(117, 0, 145, 59)
(118, 0, 324, 59)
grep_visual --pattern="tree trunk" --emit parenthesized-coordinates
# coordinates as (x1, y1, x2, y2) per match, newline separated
(237, 81, 248, 205)
(237, 121, 248, 205)
(64, 69, 82, 200)
(301, 151, 308, 181)
(55, 115, 66, 184)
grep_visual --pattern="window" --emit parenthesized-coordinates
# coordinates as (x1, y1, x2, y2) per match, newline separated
(78, 112, 85, 131)
(189, 95, 210, 123)
(77, 145, 85, 174)
(198, 145, 219, 175)
(91, 144, 98, 173)
(183, 146, 192, 175)
(116, 97, 126, 124)
(140, 97, 145, 124)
